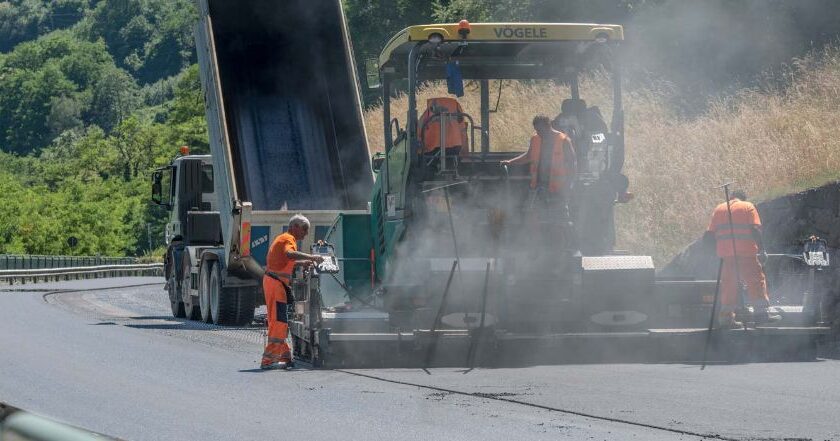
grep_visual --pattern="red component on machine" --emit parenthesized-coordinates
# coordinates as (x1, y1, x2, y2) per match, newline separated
(458, 20, 471, 38)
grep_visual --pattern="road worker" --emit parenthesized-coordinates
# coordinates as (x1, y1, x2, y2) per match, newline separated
(501, 115, 576, 206)
(705, 190, 780, 327)
(260, 214, 324, 370)
(501, 115, 577, 248)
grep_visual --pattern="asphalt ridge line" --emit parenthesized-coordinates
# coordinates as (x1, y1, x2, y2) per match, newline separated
(38, 281, 268, 347)
(39, 283, 164, 302)
(336, 369, 738, 441)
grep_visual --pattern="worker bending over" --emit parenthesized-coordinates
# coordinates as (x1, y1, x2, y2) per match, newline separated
(705, 190, 779, 327)
(261, 214, 324, 370)
(502, 115, 576, 246)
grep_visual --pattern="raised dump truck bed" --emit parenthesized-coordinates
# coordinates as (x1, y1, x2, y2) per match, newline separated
(199, 0, 371, 214)
(154, 0, 372, 326)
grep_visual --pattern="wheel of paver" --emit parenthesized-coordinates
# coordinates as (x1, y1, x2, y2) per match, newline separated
(181, 255, 201, 320)
(168, 274, 185, 318)
(199, 260, 214, 323)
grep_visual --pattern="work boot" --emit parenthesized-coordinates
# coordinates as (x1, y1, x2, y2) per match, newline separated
(260, 360, 294, 370)
(717, 318, 743, 329)
(717, 313, 742, 329)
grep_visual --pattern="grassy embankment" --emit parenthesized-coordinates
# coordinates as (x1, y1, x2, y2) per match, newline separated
(362, 47, 840, 264)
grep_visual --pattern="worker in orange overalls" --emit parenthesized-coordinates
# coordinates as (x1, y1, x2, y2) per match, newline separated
(501, 115, 577, 248)
(705, 190, 779, 327)
(418, 97, 468, 156)
(260, 214, 324, 370)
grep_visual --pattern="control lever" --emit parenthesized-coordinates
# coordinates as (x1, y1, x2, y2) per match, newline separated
(311, 241, 340, 274)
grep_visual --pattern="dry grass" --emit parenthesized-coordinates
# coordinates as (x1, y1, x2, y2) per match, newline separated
(363, 47, 840, 264)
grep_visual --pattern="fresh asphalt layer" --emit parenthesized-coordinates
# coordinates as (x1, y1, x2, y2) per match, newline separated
(1, 278, 838, 440)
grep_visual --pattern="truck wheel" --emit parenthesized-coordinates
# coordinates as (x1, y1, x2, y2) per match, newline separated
(199, 260, 214, 323)
(214, 287, 256, 326)
(181, 255, 201, 320)
(234, 288, 256, 326)
(209, 263, 223, 324)
(169, 274, 186, 318)
(210, 263, 255, 326)
(167, 247, 185, 318)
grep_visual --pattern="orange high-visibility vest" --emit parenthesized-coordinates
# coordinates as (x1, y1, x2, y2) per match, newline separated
(265, 232, 297, 284)
(707, 199, 761, 257)
(528, 130, 573, 193)
(418, 97, 468, 154)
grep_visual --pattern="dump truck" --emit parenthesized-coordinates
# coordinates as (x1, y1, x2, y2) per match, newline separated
(151, 0, 372, 325)
(288, 21, 834, 367)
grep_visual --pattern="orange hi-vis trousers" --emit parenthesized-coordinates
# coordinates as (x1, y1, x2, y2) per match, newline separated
(261, 276, 292, 366)
(719, 255, 769, 317)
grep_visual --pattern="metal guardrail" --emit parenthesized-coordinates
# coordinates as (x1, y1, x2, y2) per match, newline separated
(0, 255, 137, 271)
(1, 407, 110, 441)
(0, 264, 164, 285)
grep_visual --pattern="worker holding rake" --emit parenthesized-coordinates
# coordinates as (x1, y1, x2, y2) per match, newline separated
(705, 189, 780, 328)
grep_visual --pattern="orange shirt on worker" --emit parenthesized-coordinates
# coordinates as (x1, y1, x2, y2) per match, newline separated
(707, 199, 761, 257)
(266, 232, 297, 280)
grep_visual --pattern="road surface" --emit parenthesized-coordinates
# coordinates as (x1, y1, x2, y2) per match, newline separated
(1, 278, 838, 440)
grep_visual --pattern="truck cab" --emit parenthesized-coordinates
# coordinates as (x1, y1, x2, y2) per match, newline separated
(152, 151, 228, 321)
(153, 152, 217, 246)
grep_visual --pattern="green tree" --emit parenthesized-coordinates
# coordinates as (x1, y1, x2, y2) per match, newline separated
(166, 64, 208, 153)
(46, 95, 84, 138)
(87, 0, 196, 84)
(0, 31, 119, 153)
(88, 65, 140, 132)
(344, 0, 434, 92)
(0, 172, 24, 253)
(0, 62, 77, 153)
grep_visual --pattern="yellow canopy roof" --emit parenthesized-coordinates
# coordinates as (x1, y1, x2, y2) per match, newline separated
(379, 22, 624, 68)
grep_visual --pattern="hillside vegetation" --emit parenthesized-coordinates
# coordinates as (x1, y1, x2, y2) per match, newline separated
(0, 0, 204, 256)
(363, 47, 840, 263)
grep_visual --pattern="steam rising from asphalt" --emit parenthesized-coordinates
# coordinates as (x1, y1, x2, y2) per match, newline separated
(620, 1, 839, 113)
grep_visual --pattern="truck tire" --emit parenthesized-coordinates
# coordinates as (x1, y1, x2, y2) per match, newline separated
(210, 263, 256, 326)
(199, 260, 214, 323)
(182, 255, 201, 320)
(169, 274, 186, 318)
(234, 288, 257, 326)
(167, 247, 185, 318)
